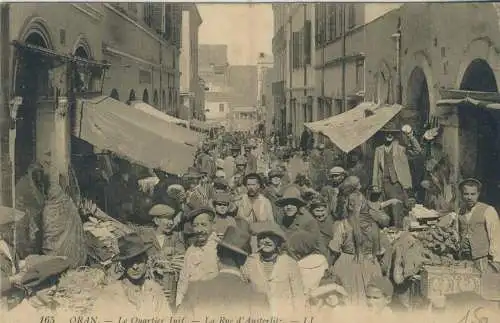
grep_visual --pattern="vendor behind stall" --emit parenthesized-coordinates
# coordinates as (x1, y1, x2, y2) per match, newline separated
(457, 178, 500, 273)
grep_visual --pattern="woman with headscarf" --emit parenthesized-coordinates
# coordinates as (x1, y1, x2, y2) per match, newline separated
(328, 184, 385, 306)
(287, 230, 329, 297)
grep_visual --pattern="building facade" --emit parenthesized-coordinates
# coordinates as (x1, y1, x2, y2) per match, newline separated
(179, 3, 202, 121)
(0, 2, 182, 205)
(271, 4, 316, 144)
(257, 52, 273, 124)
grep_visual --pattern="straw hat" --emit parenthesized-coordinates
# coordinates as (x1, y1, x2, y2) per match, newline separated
(309, 276, 348, 299)
(250, 221, 287, 241)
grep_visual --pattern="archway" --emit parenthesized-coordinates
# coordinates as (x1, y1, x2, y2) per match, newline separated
(110, 89, 119, 100)
(406, 66, 431, 203)
(162, 90, 166, 112)
(128, 89, 136, 104)
(14, 31, 53, 181)
(406, 67, 430, 134)
(142, 89, 149, 104)
(458, 58, 500, 208)
(153, 90, 159, 107)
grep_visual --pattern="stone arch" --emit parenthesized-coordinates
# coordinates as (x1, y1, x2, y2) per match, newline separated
(110, 88, 119, 100)
(406, 66, 431, 131)
(402, 50, 436, 115)
(72, 35, 93, 59)
(153, 89, 159, 107)
(455, 37, 500, 91)
(19, 16, 55, 49)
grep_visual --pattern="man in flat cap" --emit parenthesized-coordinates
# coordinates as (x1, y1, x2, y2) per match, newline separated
(321, 166, 347, 220)
(195, 142, 216, 180)
(457, 178, 500, 273)
(176, 207, 219, 307)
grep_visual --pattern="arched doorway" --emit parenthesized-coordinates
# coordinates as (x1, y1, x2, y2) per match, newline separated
(406, 67, 431, 202)
(153, 90, 159, 107)
(459, 58, 500, 207)
(162, 90, 166, 112)
(14, 31, 53, 181)
(128, 89, 136, 104)
(110, 88, 119, 100)
(142, 89, 149, 104)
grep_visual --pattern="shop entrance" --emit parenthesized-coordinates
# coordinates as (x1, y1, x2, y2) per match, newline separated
(459, 58, 500, 209)
(13, 32, 53, 182)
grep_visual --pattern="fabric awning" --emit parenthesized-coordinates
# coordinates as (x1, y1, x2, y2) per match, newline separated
(305, 102, 403, 153)
(130, 101, 191, 127)
(437, 89, 500, 110)
(74, 96, 197, 175)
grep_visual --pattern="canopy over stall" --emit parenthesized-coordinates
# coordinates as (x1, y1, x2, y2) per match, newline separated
(130, 101, 191, 127)
(305, 102, 403, 153)
(74, 96, 198, 175)
(437, 89, 500, 109)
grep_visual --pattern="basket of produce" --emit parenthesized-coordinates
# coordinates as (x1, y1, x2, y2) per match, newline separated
(414, 225, 460, 266)
(53, 266, 107, 314)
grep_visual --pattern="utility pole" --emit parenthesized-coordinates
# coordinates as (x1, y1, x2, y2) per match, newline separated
(393, 19, 402, 105)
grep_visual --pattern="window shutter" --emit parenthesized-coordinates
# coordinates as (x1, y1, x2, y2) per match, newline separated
(152, 3, 163, 32)
(304, 20, 311, 65)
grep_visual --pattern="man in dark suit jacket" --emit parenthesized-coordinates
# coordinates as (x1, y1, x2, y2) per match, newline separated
(178, 226, 269, 317)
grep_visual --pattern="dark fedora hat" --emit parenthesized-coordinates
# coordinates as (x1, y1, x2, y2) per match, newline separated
(276, 186, 306, 207)
(217, 226, 252, 256)
(185, 206, 216, 223)
(116, 232, 152, 261)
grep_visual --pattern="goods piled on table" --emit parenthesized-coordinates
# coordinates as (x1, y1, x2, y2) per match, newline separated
(83, 205, 134, 263)
(54, 267, 107, 314)
(414, 225, 460, 266)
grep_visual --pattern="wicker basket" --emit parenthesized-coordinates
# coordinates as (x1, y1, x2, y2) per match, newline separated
(420, 264, 481, 298)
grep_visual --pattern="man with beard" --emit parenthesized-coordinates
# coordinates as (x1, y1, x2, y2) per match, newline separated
(320, 166, 347, 220)
(309, 196, 335, 265)
(235, 173, 274, 224)
(176, 207, 219, 307)
(372, 126, 422, 228)
(179, 226, 269, 316)
(96, 233, 170, 315)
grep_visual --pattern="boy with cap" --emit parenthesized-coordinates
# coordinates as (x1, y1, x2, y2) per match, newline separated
(211, 193, 243, 238)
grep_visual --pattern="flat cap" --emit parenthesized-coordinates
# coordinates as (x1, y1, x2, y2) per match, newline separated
(329, 166, 346, 175)
(148, 204, 177, 219)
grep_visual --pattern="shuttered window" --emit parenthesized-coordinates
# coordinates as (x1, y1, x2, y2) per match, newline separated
(328, 5, 336, 41)
(151, 3, 163, 32)
(348, 4, 356, 29)
(304, 20, 311, 65)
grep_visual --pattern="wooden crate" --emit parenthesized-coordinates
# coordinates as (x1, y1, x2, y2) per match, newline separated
(420, 265, 481, 298)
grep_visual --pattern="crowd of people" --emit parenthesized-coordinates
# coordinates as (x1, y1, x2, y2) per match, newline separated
(1, 126, 500, 322)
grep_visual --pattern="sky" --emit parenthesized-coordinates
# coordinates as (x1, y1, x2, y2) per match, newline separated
(197, 4, 273, 66)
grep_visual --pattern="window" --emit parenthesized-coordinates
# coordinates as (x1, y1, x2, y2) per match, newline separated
(143, 3, 153, 27)
(348, 4, 356, 29)
(336, 5, 343, 38)
(356, 59, 365, 91)
(327, 5, 336, 41)
(304, 20, 311, 65)
(219, 103, 225, 112)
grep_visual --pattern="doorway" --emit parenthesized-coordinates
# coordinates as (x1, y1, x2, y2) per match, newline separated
(459, 58, 500, 208)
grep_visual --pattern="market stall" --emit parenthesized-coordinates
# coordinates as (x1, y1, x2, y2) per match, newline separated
(304, 101, 403, 153)
(73, 96, 199, 175)
(130, 101, 191, 128)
